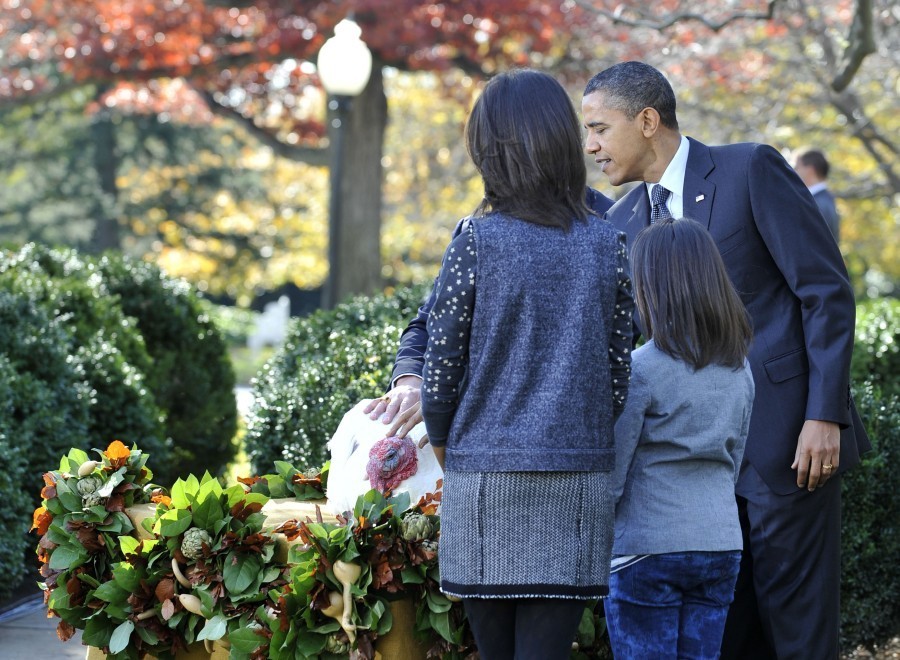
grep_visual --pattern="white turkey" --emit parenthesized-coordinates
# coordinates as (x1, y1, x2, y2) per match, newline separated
(325, 399, 443, 515)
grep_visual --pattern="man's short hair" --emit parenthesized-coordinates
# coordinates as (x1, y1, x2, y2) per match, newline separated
(583, 61, 679, 130)
(797, 149, 830, 179)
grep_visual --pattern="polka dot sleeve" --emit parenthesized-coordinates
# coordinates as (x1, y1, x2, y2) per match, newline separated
(420, 222, 477, 446)
(610, 232, 635, 418)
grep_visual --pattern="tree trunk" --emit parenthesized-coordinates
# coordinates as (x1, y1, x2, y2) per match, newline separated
(324, 63, 386, 307)
(90, 90, 121, 252)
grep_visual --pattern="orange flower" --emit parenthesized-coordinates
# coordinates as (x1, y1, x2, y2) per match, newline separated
(151, 492, 172, 507)
(105, 440, 131, 468)
(31, 506, 52, 536)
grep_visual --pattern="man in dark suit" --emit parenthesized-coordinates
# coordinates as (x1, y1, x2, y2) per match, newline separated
(582, 61, 869, 659)
(794, 148, 841, 242)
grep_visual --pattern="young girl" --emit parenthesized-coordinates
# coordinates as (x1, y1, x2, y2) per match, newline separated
(419, 69, 634, 658)
(606, 217, 755, 659)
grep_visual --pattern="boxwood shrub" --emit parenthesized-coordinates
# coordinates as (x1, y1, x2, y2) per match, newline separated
(0, 292, 90, 595)
(244, 285, 429, 473)
(851, 297, 899, 399)
(841, 382, 900, 650)
(95, 254, 238, 480)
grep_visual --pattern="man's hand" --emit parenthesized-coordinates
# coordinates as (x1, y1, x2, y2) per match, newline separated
(362, 375, 422, 425)
(792, 419, 840, 491)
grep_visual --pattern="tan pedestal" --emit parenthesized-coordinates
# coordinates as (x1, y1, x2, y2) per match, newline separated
(373, 598, 429, 660)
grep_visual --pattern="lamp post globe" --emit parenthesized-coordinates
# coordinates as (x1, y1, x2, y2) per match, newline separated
(317, 17, 373, 309)
(318, 18, 372, 97)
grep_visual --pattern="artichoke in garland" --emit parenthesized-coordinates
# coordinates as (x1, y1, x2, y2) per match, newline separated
(181, 527, 213, 560)
(324, 634, 351, 655)
(401, 513, 434, 542)
(82, 491, 106, 509)
(76, 475, 104, 496)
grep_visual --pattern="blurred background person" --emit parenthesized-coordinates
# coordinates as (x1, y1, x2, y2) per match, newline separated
(794, 148, 840, 242)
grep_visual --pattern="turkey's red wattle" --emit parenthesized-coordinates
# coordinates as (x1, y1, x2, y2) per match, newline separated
(366, 436, 419, 493)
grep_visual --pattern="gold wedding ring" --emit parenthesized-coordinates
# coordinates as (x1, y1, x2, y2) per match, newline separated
(822, 463, 834, 471)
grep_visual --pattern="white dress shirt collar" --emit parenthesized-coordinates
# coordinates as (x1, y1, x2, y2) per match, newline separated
(645, 135, 690, 219)
(807, 181, 828, 196)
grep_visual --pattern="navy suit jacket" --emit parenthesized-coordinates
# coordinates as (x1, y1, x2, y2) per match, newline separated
(391, 187, 615, 386)
(605, 138, 869, 495)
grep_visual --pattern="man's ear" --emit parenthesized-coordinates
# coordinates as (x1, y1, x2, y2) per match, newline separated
(638, 107, 661, 137)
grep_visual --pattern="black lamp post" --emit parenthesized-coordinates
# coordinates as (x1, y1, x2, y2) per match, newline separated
(317, 18, 372, 309)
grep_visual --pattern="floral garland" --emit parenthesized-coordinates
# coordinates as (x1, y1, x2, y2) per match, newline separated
(33, 442, 478, 659)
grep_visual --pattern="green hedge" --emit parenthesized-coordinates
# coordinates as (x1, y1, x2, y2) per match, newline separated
(851, 297, 900, 399)
(0, 244, 236, 601)
(841, 382, 900, 650)
(244, 285, 429, 473)
(96, 255, 237, 479)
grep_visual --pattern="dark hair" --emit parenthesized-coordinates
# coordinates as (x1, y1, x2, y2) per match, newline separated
(797, 149, 830, 179)
(465, 69, 589, 230)
(583, 61, 679, 131)
(631, 218, 752, 370)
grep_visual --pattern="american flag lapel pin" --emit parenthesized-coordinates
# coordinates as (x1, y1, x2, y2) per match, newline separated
(695, 194, 705, 202)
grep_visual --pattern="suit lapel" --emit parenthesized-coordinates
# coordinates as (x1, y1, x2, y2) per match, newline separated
(622, 186, 650, 248)
(683, 138, 716, 230)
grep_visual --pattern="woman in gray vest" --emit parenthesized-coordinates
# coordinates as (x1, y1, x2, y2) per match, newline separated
(420, 69, 634, 659)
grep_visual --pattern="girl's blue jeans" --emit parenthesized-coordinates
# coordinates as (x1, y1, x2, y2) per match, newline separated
(605, 551, 742, 659)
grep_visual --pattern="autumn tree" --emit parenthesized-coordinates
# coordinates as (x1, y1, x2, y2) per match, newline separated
(1, 0, 895, 300)
(0, 0, 594, 303)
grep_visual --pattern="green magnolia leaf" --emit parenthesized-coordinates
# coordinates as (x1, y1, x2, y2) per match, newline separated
(171, 475, 201, 508)
(197, 613, 228, 641)
(157, 508, 193, 537)
(191, 492, 225, 531)
(109, 620, 134, 654)
(119, 536, 140, 556)
(400, 567, 425, 584)
(67, 447, 91, 465)
(425, 589, 453, 613)
(136, 625, 160, 646)
(228, 626, 266, 653)
(48, 543, 88, 571)
(374, 600, 392, 635)
(294, 630, 327, 657)
(428, 609, 453, 643)
(55, 482, 83, 512)
(92, 580, 129, 603)
(82, 616, 114, 648)
(273, 461, 296, 479)
(77, 572, 101, 588)
(262, 474, 291, 498)
(223, 552, 263, 595)
(112, 563, 143, 592)
(262, 566, 282, 583)
(197, 474, 224, 502)
(97, 468, 126, 497)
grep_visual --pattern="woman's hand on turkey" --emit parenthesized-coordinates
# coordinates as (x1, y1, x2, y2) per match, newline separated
(363, 375, 421, 424)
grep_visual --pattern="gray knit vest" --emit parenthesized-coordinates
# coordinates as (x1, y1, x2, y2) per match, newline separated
(444, 212, 625, 473)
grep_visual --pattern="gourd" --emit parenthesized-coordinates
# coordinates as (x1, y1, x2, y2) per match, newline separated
(78, 461, 100, 477)
(178, 593, 204, 616)
(333, 560, 362, 643)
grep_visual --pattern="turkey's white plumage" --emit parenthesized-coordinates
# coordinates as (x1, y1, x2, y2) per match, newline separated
(325, 400, 443, 515)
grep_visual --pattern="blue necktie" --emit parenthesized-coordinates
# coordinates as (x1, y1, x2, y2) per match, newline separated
(651, 184, 673, 224)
